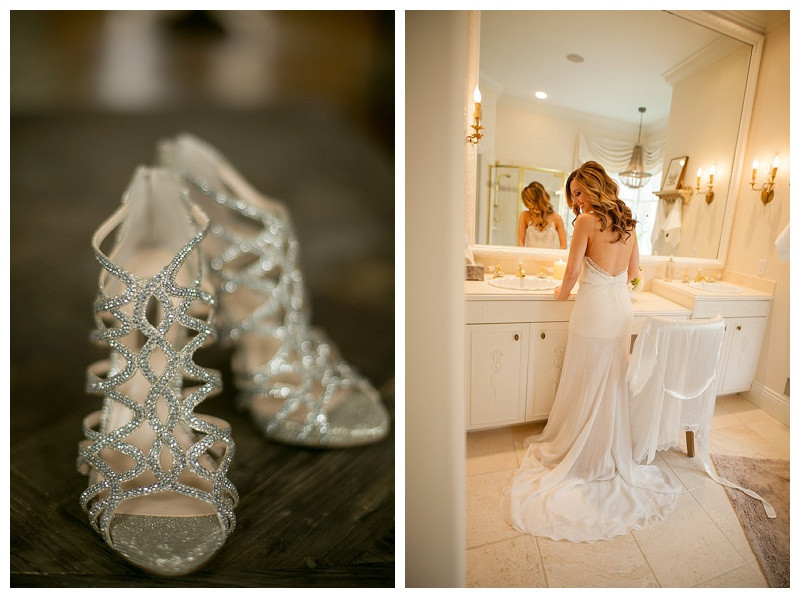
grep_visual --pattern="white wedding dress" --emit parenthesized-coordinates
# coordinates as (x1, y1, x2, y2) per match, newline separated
(524, 220, 560, 249)
(500, 256, 681, 542)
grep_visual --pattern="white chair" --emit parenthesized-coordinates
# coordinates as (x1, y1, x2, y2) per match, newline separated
(627, 315, 775, 518)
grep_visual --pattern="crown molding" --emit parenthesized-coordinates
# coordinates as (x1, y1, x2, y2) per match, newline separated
(662, 36, 743, 87)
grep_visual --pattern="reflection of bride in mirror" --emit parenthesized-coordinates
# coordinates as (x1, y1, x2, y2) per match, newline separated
(516, 181, 567, 249)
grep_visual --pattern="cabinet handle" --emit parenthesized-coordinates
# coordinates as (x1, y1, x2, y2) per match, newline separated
(736, 325, 742, 331)
(541, 332, 546, 339)
(514, 334, 519, 341)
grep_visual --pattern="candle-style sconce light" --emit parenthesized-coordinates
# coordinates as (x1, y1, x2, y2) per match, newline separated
(750, 155, 780, 205)
(695, 163, 715, 204)
(466, 86, 484, 145)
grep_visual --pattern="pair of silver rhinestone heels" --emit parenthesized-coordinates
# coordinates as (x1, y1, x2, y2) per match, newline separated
(76, 133, 390, 576)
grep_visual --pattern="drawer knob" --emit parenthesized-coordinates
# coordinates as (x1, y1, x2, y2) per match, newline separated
(736, 325, 742, 331)
(514, 334, 519, 341)
(541, 332, 546, 339)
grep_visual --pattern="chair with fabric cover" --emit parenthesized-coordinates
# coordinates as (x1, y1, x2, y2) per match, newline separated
(627, 315, 775, 518)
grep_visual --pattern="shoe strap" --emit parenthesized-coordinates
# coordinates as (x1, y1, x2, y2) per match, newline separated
(80, 195, 236, 543)
(187, 178, 381, 436)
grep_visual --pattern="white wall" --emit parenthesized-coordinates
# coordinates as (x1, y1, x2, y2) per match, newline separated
(725, 21, 790, 421)
(405, 10, 467, 587)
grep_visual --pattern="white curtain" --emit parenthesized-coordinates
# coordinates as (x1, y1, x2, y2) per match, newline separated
(576, 132, 666, 180)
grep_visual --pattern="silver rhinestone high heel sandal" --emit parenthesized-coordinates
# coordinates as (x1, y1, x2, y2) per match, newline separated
(77, 167, 238, 576)
(158, 133, 390, 448)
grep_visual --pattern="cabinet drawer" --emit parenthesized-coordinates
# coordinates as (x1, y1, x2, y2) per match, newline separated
(693, 299, 771, 319)
(465, 299, 573, 324)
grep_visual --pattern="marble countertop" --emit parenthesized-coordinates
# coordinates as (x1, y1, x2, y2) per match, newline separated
(465, 277, 572, 299)
(629, 291, 692, 315)
(652, 279, 773, 299)
(465, 279, 690, 316)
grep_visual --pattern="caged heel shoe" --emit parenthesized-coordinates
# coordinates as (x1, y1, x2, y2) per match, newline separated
(77, 167, 238, 576)
(158, 133, 390, 448)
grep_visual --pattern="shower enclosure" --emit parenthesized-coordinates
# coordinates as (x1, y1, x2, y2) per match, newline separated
(484, 163, 570, 246)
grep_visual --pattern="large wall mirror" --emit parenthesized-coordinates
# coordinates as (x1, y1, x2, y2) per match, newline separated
(466, 10, 764, 267)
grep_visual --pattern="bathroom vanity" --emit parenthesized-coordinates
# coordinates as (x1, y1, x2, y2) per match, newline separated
(651, 279, 773, 396)
(464, 280, 691, 431)
(464, 277, 773, 431)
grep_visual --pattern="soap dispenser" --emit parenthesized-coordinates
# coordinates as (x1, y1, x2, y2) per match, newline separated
(665, 255, 675, 282)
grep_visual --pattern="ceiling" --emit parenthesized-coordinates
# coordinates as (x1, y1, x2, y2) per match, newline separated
(479, 10, 768, 127)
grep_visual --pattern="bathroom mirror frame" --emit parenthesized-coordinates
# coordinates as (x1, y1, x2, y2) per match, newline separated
(465, 10, 765, 270)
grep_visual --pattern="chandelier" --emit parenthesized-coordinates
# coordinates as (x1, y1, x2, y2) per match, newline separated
(619, 107, 652, 189)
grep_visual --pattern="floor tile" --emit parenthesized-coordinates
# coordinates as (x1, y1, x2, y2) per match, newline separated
(745, 418, 790, 459)
(690, 483, 758, 565)
(748, 562, 770, 587)
(695, 564, 768, 588)
(715, 394, 774, 425)
(538, 534, 658, 587)
(709, 424, 788, 460)
(466, 535, 547, 587)
(633, 491, 745, 587)
(466, 468, 520, 549)
(710, 401, 741, 430)
(466, 427, 518, 476)
(657, 447, 716, 492)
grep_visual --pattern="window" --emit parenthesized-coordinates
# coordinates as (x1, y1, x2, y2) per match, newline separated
(611, 172, 661, 255)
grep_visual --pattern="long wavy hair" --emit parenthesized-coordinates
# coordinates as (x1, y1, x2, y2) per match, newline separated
(565, 161, 636, 242)
(521, 181, 554, 231)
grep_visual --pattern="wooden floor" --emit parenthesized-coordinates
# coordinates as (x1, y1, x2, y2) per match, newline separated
(10, 11, 394, 587)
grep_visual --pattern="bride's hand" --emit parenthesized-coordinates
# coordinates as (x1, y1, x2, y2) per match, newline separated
(554, 286, 562, 300)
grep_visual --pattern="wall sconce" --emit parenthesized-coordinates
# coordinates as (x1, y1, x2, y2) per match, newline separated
(696, 163, 715, 204)
(466, 86, 484, 145)
(750, 155, 780, 205)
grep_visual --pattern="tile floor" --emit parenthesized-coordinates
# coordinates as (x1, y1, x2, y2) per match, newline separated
(465, 393, 789, 588)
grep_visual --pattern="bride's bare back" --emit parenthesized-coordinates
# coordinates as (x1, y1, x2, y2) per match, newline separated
(554, 161, 640, 300)
(555, 213, 639, 301)
(584, 214, 636, 276)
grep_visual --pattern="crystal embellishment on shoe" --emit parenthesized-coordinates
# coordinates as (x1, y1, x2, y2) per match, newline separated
(159, 133, 390, 448)
(77, 167, 238, 575)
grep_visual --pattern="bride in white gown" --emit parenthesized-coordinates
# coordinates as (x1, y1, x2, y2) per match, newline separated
(500, 161, 680, 542)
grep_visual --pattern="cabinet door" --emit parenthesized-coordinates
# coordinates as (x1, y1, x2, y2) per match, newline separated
(527, 321, 570, 421)
(717, 317, 766, 395)
(466, 324, 529, 430)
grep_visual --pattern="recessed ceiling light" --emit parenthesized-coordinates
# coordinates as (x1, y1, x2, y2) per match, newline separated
(534, 91, 548, 100)
(566, 53, 585, 63)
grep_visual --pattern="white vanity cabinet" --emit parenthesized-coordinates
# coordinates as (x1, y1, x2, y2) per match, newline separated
(526, 321, 569, 421)
(464, 293, 572, 431)
(717, 317, 767, 394)
(464, 281, 690, 431)
(651, 279, 773, 395)
(466, 323, 529, 428)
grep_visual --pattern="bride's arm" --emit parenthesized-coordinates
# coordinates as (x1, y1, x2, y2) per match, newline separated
(517, 212, 527, 247)
(554, 214, 567, 249)
(627, 232, 640, 284)
(554, 214, 591, 300)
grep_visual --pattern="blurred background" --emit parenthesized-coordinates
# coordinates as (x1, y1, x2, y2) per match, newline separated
(10, 10, 395, 587)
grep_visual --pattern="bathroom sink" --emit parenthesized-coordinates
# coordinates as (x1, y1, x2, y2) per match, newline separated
(488, 276, 559, 291)
(688, 281, 743, 294)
